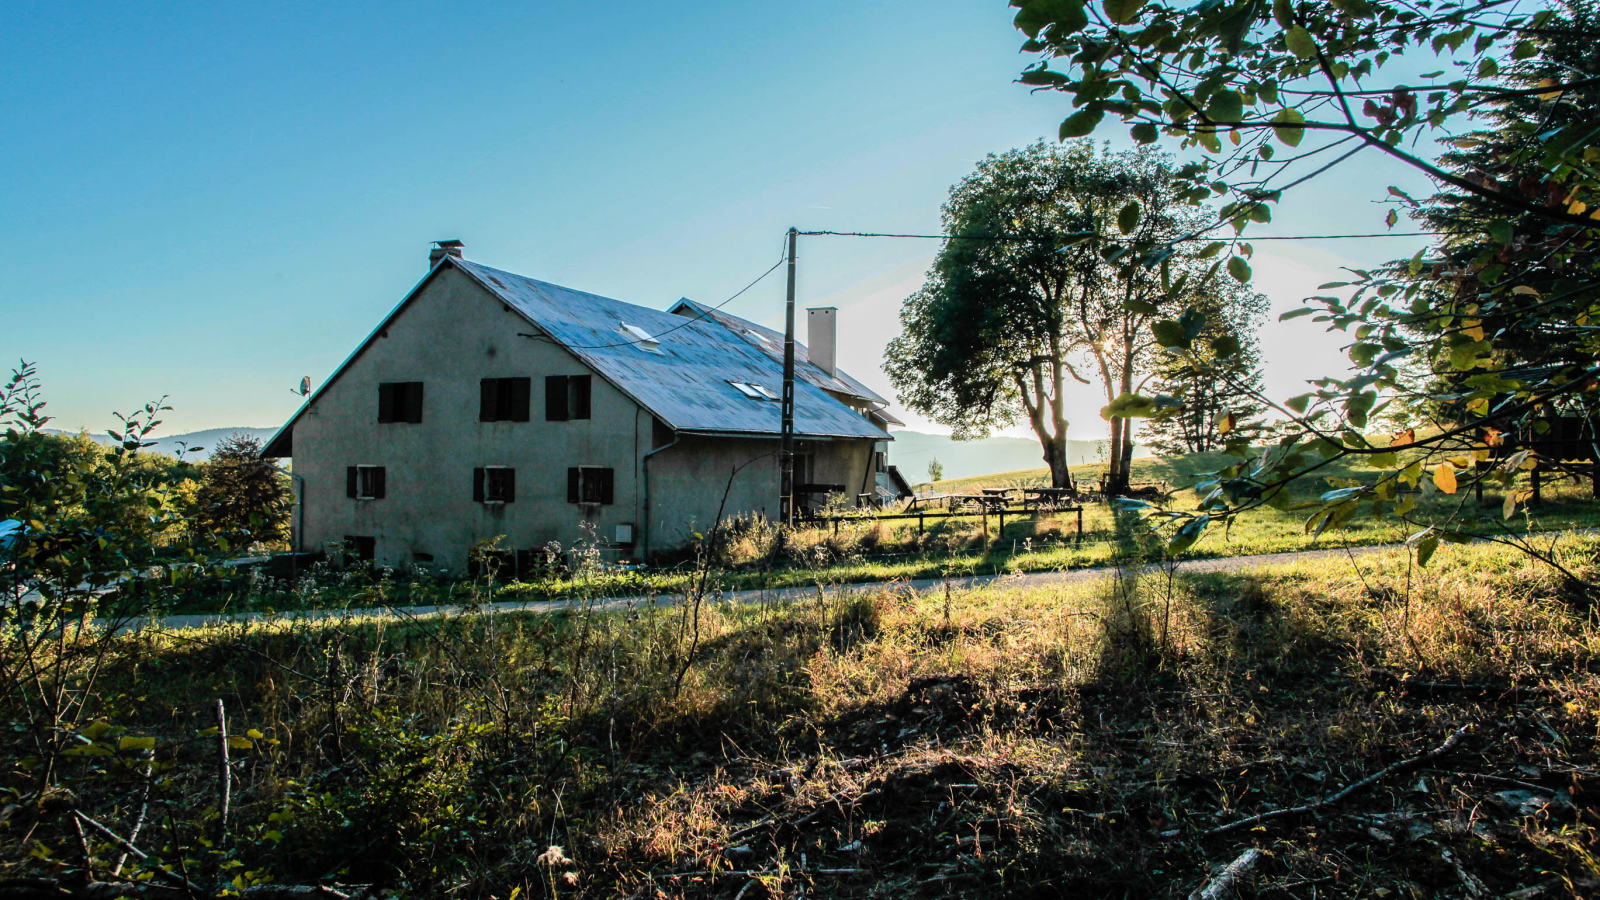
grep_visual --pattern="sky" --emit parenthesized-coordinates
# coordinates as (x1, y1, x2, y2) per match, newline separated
(3, 1, 1439, 442)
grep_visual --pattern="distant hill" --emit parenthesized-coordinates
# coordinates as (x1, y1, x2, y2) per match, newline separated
(42, 426, 278, 460)
(887, 430, 1148, 484)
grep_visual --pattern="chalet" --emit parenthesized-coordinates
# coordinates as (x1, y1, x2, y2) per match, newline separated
(261, 242, 904, 572)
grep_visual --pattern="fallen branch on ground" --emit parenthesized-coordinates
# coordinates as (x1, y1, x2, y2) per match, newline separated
(1188, 848, 1263, 900)
(1187, 724, 1471, 837)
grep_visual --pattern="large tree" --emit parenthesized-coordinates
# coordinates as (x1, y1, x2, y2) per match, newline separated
(886, 140, 1240, 491)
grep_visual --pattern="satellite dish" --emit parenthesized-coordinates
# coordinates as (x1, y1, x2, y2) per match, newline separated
(293, 376, 311, 397)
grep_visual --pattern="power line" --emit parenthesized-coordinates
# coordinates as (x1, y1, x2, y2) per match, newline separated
(518, 254, 787, 350)
(798, 229, 1434, 242)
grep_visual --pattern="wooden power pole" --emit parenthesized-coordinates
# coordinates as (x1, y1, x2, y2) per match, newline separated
(780, 227, 797, 526)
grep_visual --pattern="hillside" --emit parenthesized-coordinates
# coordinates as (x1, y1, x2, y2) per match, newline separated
(43, 426, 279, 460)
(889, 430, 1148, 483)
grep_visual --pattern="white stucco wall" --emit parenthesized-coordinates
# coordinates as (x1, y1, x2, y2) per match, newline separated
(286, 265, 876, 572)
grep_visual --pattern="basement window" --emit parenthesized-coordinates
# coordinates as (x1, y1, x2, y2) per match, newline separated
(619, 322, 660, 352)
(473, 466, 516, 504)
(346, 465, 386, 500)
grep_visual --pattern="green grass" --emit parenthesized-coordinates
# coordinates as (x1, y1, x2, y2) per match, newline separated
(162, 449, 1600, 616)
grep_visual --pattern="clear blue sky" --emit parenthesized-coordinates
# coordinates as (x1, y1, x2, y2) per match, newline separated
(3, 1, 1435, 440)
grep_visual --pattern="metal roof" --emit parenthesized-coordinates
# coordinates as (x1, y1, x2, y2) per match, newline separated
(261, 256, 893, 458)
(666, 298, 904, 426)
(454, 260, 890, 440)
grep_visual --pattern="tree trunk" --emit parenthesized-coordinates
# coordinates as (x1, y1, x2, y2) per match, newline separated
(1107, 418, 1125, 494)
(1043, 436, 1072, 489)
(1119, 416, 1136, 483)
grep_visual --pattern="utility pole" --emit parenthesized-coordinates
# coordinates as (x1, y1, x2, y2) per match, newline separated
(780, 227, 798, 527)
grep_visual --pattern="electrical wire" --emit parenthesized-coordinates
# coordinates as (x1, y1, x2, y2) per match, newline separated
(798, 229, 1434, 242)
(517, 254, 788, 350)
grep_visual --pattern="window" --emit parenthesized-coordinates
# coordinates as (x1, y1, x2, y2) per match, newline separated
(545, 375, 591, 421)
(342, 535, 375, 563)
(472, 466, 516, 503)
(346, 465, 386, 500)
(729, 381, 778, 401)
(480, 377, 531, 422)
(567, 466, 614, 505)
(378, 382, 424, 423)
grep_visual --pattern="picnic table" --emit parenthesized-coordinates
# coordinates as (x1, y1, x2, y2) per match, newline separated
(1022, 487, 1080, 509)
(951, 493, 1009, 512)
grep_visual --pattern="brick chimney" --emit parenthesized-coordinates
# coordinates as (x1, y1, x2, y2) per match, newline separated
(807, 307, 837, 378)
(429, 239, 464, 268)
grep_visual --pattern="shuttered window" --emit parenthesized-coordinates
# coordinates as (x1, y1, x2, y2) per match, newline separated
(473, 467, 516, 503)
(545, 375, 591, 421)
(346, 465, 386, 499)
(567, 466, 614, 504)
(377, 382, 424, 423)
(480, 378, 531, 422)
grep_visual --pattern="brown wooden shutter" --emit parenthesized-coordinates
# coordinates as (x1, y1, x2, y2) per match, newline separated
(347, 466, 358, 498)
(567, 467, 580, 503)
(473, 468, 485, 502)
(480, 379, 497, 421)
(377, 384, 395, 422)
(406, 383, 424, 423)
(510, 377, 531, 422)
(572, 375, 591, 419)
(599, 467, 614, 504)
(373, 467, 386, 499)
(546, 376, 569, 421)
(503, 468, 515, 503)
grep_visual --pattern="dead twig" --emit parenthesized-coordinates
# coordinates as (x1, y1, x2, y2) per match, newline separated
(215, 698, 231, 844)
(1190, 724, 1471, 837)
(1188, 847, 1263, 900)
(72, 811, 205, 894)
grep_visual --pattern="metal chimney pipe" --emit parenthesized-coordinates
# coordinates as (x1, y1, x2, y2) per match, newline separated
(807, 307, 837, 378)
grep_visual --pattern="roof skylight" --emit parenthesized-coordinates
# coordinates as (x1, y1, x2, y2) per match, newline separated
(619, 322, 660, 351)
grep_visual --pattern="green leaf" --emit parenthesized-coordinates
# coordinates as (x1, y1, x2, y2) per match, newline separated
(1279, 307, 1313, 321)
(1130, 122, 1158, 143)
(1409, 528, 1439, 566)
(1103, 0, 1145, 24)
(1207, 89, 1243, 123)
(1168, 514, 1210, 553)
(119, 736, 156, 752)
(1478, 57, 1498, 79)
(1059, 106, 1104, 139)
(1015, 0, 1090, 37)
(1272, 0, 1293, 27)
(1210, 333, 1241, 358)
(1487, 219, 1513, 244)
(1197, 241, 1226, 259)
(1151, 319, 1189, 348)
(1285, 25, 1317, 58)
(1118, 200, 1142, 234)
(1101, 392, 1160, 419)
(1512, 40, 1537, 60)
(1271, 108, 1305, 146)
(1227, 255, 1252, 283)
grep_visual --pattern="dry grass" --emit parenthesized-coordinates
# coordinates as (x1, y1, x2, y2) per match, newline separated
(5, 537, 1598, 898)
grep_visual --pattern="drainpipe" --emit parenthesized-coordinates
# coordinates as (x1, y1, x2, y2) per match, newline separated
(263, 463, 305, 572)
(640, 432, 680, 560)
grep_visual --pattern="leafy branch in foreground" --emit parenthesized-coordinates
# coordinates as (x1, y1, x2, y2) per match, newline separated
(1008, 0, 1600, 574)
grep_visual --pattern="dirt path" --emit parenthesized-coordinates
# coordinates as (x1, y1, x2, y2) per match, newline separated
(139, 542, 1404, 632)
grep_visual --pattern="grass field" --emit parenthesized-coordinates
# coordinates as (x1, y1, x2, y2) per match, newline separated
(165, 448, 1600, 617)
(13, 536, 1597, 897)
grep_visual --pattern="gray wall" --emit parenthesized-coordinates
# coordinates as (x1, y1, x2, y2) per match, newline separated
(290, 266, 875, 572)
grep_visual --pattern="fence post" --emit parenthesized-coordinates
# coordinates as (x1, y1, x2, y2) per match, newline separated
(1076, 507, 1083, 545)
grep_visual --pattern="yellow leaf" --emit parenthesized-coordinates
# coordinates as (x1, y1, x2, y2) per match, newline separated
(1434, 463, 1459, 494)
(1512, 285, 1542, 297)
(1570, 199, 1589, 216)
(246, 728, 265, 740)
(1536, 78, 1562, 100)
(227, 736, 254, 750)
(118, 736, 155, 752)
(1463, 319, 1484, 341)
